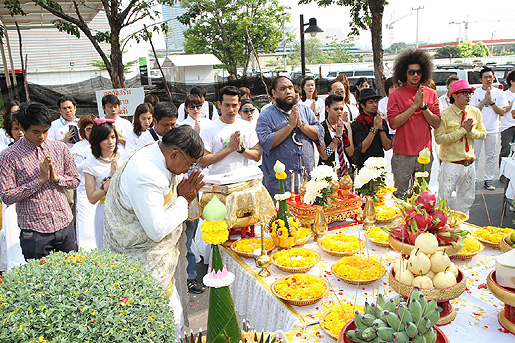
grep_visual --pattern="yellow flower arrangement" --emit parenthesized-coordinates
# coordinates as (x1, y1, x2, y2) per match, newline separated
(374, 205, 399, 221)
(273, 248, 318, 268)
(235, 238, 274, 253)
(322, 303, 364, 337)
(376, 184, 396, 197)
(296, 226, 313, 240)
(274, 274, 326, 300)
(333, 255, 385, 280)
(200, 220, 229, 245)
(321, 233, 365, 253)
(269, 217, 302, 239)
(475, 226, 515, 244)
(275, 172, 287, 180)
(418, 148, 431, 165)
(459, 237, 483, 254)
(366, 227, 389, 243)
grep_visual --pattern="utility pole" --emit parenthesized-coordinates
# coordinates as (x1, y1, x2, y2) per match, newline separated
(412, 5, 424, 49)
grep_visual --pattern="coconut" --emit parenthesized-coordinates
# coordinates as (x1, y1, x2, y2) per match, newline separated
(414, 233, 439, 255)
(433, 270, 457, 288)
(448, 262, 459, 278)
(412, 275, 434, 289)
(408, 249, 431, 275)
(429, 251, 451, 273)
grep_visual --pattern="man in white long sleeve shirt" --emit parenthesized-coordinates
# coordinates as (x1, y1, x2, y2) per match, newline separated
(103, 125, 206, 335)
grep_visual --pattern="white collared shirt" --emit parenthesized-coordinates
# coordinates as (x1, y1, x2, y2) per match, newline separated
(136, 128, 162, 148)
(48, 116, 79, 149)
(118, 143, 188, 242)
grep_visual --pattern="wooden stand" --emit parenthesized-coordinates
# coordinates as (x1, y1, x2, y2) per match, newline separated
(487, 271, 515, 335)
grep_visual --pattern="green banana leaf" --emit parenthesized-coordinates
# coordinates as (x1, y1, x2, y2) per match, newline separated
(207, 245, 242, 343)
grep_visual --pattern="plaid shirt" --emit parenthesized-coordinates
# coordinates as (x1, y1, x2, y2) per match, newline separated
(0, 137, 80, 233)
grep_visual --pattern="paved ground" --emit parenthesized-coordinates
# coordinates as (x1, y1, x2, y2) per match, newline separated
(184, 141, 515, 333)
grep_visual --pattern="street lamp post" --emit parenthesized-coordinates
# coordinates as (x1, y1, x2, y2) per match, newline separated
(300, 14, 323, 77)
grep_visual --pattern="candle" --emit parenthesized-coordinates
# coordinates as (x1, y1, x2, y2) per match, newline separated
(289, 169, 295, 195)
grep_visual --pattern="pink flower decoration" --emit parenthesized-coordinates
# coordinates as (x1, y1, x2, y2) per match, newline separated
(121, 297, 129, 303)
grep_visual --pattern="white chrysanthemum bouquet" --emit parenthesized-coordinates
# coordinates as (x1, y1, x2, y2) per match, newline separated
(354, 157, 387, 201)
(303, 165, 338, 208)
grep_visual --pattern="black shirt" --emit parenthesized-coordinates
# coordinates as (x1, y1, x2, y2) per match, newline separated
(351, 118, 390, 170)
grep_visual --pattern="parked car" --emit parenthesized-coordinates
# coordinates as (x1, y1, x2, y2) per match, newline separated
(432, 65, 501, 97)
(489, 64, 515, 90)
(326, 68, 374, 80)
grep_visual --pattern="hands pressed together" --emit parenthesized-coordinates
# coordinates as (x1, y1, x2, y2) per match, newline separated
(177, 169, 206, 203)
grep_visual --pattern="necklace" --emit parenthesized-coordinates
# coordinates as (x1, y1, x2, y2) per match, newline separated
(326, 119, 337, 132)
(98, 152, 117, 163)
(278, 109, 302, 146)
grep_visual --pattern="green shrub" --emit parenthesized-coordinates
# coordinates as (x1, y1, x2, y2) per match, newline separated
(0, 249, 176, 343)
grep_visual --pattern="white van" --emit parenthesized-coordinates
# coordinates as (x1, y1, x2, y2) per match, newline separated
(326, 68, 374, 79)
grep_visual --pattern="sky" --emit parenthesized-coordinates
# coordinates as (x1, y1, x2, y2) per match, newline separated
(283, 0, 515, 48)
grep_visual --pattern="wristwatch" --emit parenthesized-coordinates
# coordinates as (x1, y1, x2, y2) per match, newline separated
(300, 121, 306, 130)
(370, 127, 378, 134)
(420, 103, 428, 111)
(489, 100, 496, 106)
(237, 146, 246, 154)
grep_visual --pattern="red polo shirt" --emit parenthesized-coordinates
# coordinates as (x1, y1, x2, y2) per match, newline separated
(387, 83, 440, 156)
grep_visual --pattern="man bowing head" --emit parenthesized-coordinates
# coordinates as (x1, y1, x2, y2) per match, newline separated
(103, 125, 206, 333)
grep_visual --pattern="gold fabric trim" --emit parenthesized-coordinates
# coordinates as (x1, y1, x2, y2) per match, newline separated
(221, 246, 306, 330)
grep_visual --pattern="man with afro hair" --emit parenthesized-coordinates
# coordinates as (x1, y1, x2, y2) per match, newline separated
(387, 49, 441, 198)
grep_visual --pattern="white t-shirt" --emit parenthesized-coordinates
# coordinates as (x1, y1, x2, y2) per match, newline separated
(178, 116, 211, 132)
(378, 96, 396, 135)
(346, 103, 360, 122)
(113, 117, 133, 141)
(83, 157, 113, 190)
(125, 130, 140, 153)
(48, 117, 79, 149)
(439, 93, 452, 112)
(0, 129, 13, 146)
(177, 101, 215, 121)
(300, 98, 326, 121)
(501, 89, 515, 132)
(136, 128, 162, 148)
(200, 118, 259, 176)
(470, 87, 508, 134)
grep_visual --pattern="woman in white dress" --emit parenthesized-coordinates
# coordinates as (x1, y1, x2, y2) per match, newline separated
(300, 76, 326, 121)
(84, 119, 126, 249)
(70, 114, 97, 250)
(125, 103, 154, 152)
(1, 112, 26, 270)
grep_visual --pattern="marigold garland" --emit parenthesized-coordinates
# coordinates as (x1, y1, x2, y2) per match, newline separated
(417, 156, 430, 165)
(296, 226, 313, 240)
(320, 233, 365, 253)
(269, 217, 301, 239)
(274, 274, 326, 300)
(374, 206, 399, 221)
(322, 303, 364, 337)
(275, 171, 287, 180)
(273, 248, 318, 268)
(475, 226, 515, 244)
(459, 237, 483, 254)
(333, 255, 384, 281)
(366, 227, 389, 243)
(200, 220, 229, 245)
(235, 238, 274, 253)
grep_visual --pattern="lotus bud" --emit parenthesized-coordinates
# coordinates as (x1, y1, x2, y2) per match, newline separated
(419, 148, 431, 159)
(274, 160, 286, 173)
(202, 196, 227, 222)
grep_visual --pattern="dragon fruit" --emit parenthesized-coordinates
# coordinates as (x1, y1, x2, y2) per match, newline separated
(414, 190, 436, 213)
(413, 207, 432, 231)
(390, 224, 409, 243)
(430, 198, 450, 232)
(408, 230, 423, 245)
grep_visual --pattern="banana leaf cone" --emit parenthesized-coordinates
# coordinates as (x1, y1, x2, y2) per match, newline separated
(206, 245, 242, 343)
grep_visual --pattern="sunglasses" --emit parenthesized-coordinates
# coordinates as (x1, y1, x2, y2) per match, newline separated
(457, 91, 474, 96)
(240, 108, 256, 114)
(407, 69, 423, 76)
(177, 149, 199, 170)
(188, 104, 203, 110)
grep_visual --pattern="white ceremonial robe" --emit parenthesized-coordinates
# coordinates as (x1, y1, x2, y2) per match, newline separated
(103, 143, 190, 333)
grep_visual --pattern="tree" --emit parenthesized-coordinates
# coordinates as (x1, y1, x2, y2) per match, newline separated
(89, 54, 138, 73)
(178, 0, 288, 77)
(434, 45, 462, 59)
(325, 35, 358, 63)
(299, 0, 387, 96)
(3, 0, 175, 88)
(384, 42, 407, 55)
(288, 37, 329, 66)
(458, 41, 491, 58)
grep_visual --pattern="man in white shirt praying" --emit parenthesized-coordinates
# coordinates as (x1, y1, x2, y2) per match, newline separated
(199, 86, 260, 175)
(103, 125, 206, 335)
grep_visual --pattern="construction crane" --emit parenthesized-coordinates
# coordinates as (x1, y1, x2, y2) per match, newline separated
(385, 11, 413, 46)
(450, 17, 514, 43)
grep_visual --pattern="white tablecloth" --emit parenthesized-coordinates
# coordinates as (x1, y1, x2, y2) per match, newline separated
(221, 223, 512, 343)
(500, 157, 515, 199)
